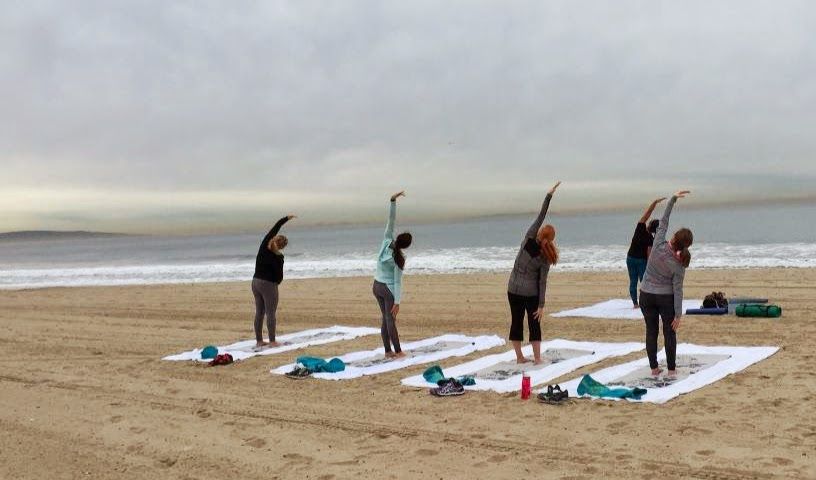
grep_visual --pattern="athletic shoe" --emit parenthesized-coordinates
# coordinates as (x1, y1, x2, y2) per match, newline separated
(430, 378, 465, 397)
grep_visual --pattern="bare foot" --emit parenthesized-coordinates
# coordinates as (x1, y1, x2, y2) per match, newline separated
(266, 341, 282, 348)
(651, 368, 663, 376)
(667, 370, 677, 378)
(516, 357, 531, 364)
(255, 341, 269, 348)
(392, 352, 407, 359)
(533, 358, 544, 365)
(633, 304, 640, 309)
(384, 352, 395, 358)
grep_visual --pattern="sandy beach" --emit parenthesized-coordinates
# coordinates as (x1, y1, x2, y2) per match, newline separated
(1, 268, 814, 479)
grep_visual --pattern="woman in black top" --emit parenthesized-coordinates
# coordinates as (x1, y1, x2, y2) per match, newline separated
(626, 198, 664, 307)
(252, 214, 295, 348)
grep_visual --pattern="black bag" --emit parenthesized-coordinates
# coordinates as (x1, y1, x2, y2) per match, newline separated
(702, 291, 728, 309)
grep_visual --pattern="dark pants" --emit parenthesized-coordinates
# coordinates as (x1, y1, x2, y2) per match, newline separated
(252, 278, 279, 342)
(508, 292, 541, 342)
(639, 290, 677, 370)
(626, 256, 648, 306)
(373, 281, 401, 353)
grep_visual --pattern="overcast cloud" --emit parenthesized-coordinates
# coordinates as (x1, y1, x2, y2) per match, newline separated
(1, 1, 815, 233)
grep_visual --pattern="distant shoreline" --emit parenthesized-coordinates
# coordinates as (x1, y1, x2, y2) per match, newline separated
(0, 230, 133, 241)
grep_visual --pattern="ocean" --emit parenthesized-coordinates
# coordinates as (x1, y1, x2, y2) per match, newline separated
(1, 202, 814, 289)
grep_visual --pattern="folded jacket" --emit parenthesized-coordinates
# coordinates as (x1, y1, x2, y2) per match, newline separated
(577, 374, 646, 400)
(296, 356, 346, 373)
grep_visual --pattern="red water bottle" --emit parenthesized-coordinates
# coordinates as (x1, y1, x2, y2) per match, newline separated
(521, 374, 531, 399)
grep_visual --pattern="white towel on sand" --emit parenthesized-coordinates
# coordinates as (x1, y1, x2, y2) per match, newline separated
(551, 298, 702, 320)
(271, 334, 505, 380)
(401, 339, 644, 393)
(558, 343, 779, 403)
(162, 325, 380, 362)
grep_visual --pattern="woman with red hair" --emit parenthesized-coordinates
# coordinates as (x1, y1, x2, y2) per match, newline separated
(507, 181, 561, 364)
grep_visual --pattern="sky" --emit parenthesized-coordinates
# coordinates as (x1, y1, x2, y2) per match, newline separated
(2, 1, 815, 234)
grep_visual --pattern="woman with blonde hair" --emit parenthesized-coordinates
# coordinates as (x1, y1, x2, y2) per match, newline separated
(252, 214, 295, 348)
(640, 190, 692, 377)
(507, 181, 560, 364)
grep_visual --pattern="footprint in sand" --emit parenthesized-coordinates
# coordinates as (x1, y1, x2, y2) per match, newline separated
(773, 457, 794, 466)
(244, 437, 267, 449)
(195, 409, 212, 419)
(487, 454, 508, 463)
(282, 453, 314, 464)
(415, 449, 438, 456)
(317, 476, 335, 480)
(109, 415, 124, 424)
(695, 450, 714, 456)
(129, 426, 146, 434)
(471, 433, 487, 440)
(158, 457, 177, 468)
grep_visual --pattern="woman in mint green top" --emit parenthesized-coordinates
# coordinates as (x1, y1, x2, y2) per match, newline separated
(373, 191, 412, 358)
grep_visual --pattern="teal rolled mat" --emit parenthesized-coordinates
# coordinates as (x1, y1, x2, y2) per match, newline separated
(735, 304, 781, 318)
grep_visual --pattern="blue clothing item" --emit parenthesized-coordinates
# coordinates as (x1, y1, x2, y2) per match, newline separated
(576, 374, 646, 400)
(422, 365, 476, 386)
(626, 256, 648, 305)
(296, 356, 346, 373)
(374, 200, 404, 304)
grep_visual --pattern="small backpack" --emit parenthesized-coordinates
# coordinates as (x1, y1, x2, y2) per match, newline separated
(703, 291, 728, 309)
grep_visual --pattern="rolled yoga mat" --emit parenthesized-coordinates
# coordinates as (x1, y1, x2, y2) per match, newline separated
(685, 307, 729, 315)
(735, 304, 782, 318)
(728, 297, 769, 305)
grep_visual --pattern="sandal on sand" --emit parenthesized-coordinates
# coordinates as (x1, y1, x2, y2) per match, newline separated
(284, 366, 312, 379)
(537, 384, 569, 404)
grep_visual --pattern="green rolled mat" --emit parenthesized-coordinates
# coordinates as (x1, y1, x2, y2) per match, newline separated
(735, 304, 782, 318)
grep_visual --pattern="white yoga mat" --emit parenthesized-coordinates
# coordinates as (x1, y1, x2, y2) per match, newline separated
(162, 325, 380, 362)
(551, 298, 703, 320)
(558, 343, 779, 403)
(401, 339, 644, 393)
(271, 334, 505, 380)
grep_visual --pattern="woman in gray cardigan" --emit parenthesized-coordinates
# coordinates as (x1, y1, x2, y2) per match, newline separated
(507, 181, 561, 364)
(640, 190, 693, 377)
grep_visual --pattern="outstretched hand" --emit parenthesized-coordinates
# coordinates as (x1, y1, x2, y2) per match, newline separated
(287, 214, 297, 220)
(547, 181, 561, 196)
(653, 197, 667, 204)
(390, 191, 406, 201)
(675, 190, 690, 198)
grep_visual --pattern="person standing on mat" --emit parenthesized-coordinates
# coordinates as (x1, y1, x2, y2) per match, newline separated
(252, 214, 296, 348)
(640, 190, 693, 377)
(626, 197, 666, 308)
(508, 181, 561, 365)
(373, 191, 412, 359)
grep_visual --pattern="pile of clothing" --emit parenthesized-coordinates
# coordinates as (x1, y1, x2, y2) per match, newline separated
(423, 365, 475, 397)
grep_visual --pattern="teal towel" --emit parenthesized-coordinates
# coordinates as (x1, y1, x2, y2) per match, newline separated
(577, 374, 646, 400)
(422, 365, 476, 386)
(296, 356, 346, 373)
(423, 365, 445, 384)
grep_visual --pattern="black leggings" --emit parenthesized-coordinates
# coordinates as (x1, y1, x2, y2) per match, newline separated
(373, 281, 401, 353)
(639, 291, 677, 370)
(508, 292, 541, 342)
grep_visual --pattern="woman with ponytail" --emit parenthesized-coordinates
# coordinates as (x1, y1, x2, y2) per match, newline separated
(640, 190, 692, 377)
(507, 181, 561, 364)
(373, 191, 412, 358)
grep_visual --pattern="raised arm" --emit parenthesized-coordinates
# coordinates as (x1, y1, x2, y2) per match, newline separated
(654, 191, 689, 244)
(384, 191, 404, 240)
(525, 181, 560, 239)
(639, 197, 667, 224)
(261, 215, 294, 246)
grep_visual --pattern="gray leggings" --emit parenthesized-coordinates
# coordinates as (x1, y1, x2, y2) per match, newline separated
(252, 278, 279, 342)
(373, 280, 401, 353)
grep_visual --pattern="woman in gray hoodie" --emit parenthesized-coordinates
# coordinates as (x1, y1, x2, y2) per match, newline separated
(639, 190, 693, 377)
